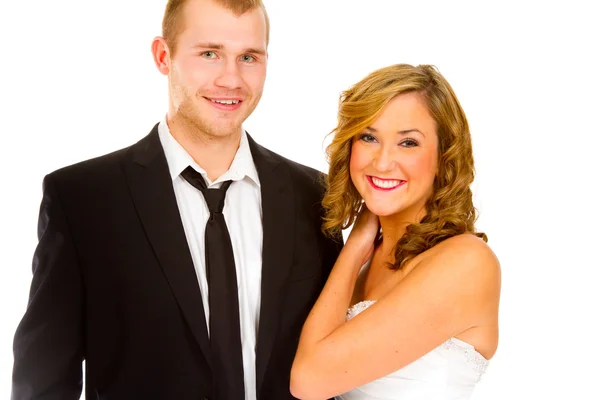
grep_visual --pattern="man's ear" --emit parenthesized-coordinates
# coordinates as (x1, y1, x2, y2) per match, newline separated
(151, 36, 171, 76)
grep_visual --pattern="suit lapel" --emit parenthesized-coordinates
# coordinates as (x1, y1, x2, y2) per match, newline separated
(248, 135, 296, 393)
(124, 124, 212, 366)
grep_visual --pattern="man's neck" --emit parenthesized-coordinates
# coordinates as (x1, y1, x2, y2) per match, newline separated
(166, 116, 241, 182)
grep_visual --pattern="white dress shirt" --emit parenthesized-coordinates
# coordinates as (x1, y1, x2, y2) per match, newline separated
(158, 119, 263, 400)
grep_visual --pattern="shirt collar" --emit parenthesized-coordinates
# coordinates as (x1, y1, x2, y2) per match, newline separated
(158, 117, 260, 187)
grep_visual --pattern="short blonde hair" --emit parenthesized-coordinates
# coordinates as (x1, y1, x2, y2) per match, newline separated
(162, 0, 270, 53)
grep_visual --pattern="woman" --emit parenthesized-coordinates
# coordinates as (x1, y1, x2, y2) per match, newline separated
(290, 64, 501, 400)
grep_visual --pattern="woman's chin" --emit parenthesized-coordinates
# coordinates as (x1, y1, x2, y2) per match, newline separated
(363, 202, 402, 218)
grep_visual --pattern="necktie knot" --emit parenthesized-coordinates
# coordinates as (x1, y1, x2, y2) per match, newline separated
(181, 166, 232, 213)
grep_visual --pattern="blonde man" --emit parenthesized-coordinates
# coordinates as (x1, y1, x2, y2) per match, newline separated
(12, 1, 341, 399)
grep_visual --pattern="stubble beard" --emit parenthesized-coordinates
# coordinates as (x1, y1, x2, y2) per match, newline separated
(176, 86, 261, 142)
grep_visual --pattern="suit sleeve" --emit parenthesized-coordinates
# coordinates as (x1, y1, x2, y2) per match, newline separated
(321, 229, 343, 287)
(12, 174, 84, 400)
(317, 174, 344, 285)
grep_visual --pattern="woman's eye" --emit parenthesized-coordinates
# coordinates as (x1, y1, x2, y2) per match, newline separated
(400, 139, 419, 148)
(358, 133, 377, 143)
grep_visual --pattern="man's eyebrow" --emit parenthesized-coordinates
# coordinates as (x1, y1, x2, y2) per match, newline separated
(192, 42, 224, 50)
(192, 42, 266, 56)
(244, 48, 267, 56)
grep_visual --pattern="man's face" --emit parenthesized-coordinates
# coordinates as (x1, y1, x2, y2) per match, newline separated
(167, 0, 268, 138)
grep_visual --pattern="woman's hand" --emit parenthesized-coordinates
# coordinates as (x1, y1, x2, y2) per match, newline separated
(345, 204, 380, 265)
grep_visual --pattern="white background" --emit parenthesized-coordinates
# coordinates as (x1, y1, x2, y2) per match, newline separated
(1, 0, 599, 398)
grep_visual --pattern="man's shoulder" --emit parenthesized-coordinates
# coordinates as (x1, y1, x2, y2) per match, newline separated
(256, 142, 326, 195)
(275, 150, 323, 182)
(47, 144, 132, 183)
(47, 126, 158, 184)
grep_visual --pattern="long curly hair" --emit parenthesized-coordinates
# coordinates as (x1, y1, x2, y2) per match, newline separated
(322, 64, 487, 270)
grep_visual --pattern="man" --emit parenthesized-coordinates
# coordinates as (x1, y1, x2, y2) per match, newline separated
(11, 0, 342, 399)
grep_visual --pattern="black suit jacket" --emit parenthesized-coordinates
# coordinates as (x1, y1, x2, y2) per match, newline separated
(12, 125, 342, 400)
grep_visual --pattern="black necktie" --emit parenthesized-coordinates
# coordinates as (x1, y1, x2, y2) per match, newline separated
(181, 166, 245, 400)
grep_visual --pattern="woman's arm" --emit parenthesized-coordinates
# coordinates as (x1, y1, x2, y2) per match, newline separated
(290, 231, 500, 400)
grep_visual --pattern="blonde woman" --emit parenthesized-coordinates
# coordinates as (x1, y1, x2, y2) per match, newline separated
(291, 64, 501, 400)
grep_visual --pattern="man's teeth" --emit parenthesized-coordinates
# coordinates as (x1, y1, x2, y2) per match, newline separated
(372, 177, 402, 188)
(212, 99, 240, 105)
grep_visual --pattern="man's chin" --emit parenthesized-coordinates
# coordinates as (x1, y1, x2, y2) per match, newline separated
(205, 122, 244, 139)
(181, 112, 242, 138)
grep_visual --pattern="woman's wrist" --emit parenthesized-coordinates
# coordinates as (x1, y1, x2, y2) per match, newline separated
(342, 237, 373, 266)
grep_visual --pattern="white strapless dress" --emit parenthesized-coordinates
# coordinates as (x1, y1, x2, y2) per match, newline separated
(336, 301, 489, 400)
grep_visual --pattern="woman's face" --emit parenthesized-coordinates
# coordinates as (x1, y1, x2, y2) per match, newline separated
(349, 92, 439, 219)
